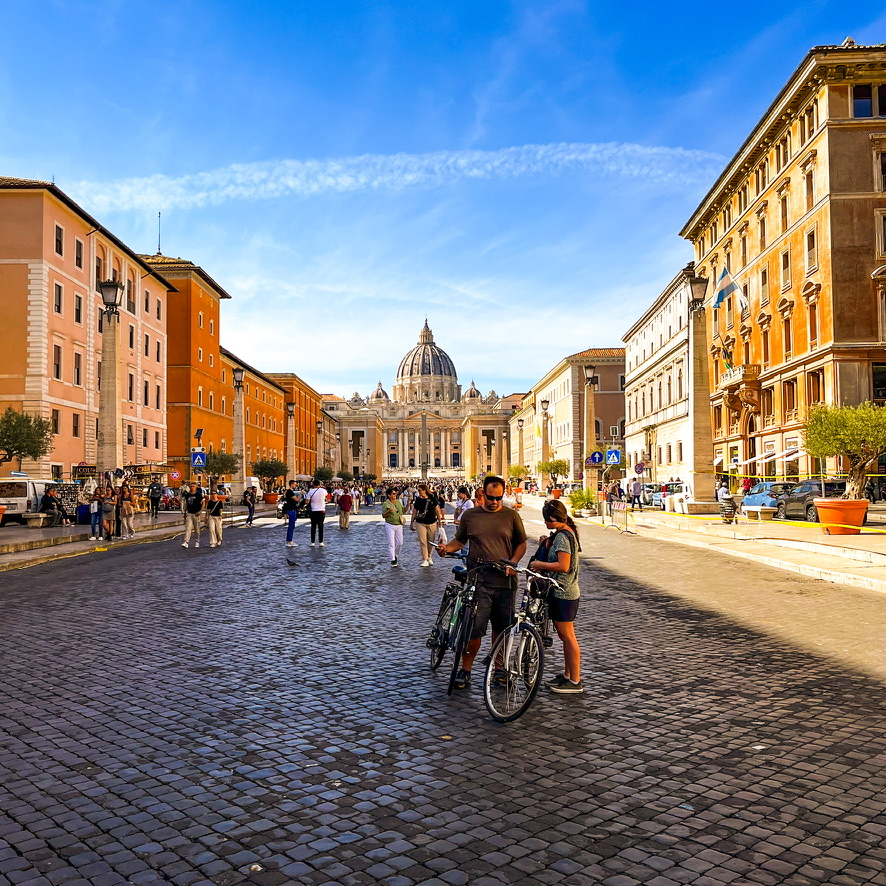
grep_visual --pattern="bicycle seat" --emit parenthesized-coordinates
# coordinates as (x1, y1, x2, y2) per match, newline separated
(451, 564, 467, 582)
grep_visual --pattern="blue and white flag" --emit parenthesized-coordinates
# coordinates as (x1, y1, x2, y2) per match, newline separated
(711, 267, 740, 309)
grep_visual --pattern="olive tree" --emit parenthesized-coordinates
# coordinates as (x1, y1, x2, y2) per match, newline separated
(803, 402, 886, 499)
(0, 407, 53, 466)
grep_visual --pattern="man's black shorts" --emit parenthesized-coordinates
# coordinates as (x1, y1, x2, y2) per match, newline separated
(471, 579, 515, 639)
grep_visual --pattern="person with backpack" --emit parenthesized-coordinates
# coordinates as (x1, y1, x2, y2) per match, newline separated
(282, 480, 301, 547)
(243, 486, 257, 526)
(529, 498, 583, 695)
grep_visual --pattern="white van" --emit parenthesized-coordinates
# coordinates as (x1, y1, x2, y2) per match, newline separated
(0, 477, 58, 524)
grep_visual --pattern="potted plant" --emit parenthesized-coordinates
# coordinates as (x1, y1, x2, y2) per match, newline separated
(538, 459, 569, 497)
(568, 488, 597, 517)
(252, 458, 288, 503)
(802, 402, 886, 534)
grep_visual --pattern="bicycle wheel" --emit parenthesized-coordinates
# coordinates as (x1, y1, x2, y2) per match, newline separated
(427, 590, 457, 671)
(446, 604, 474, 696)
(483, 622, 544, 722)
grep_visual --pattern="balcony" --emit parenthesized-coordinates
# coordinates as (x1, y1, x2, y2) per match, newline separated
(718, 364, 761, 390)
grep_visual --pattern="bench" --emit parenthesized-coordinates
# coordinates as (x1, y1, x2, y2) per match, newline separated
(742, 505, 777, 521)
(22, 512, 52, 528)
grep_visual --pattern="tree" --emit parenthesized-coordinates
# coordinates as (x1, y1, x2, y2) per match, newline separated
(363, 472, 377, 484)
(538, 459, 569, 486)
(803, 402, 886, 499)
(336, 469, 354, 482)
(0, 407, 53, 466)
(313, 465, 334, 485)
(508, 464, 529, 484)
(252, 458, 288, 491)
(203, 451, 241, 489)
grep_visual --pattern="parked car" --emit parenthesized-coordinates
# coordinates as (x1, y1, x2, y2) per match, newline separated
(775, 479, 847, 521)
(652, 482, 684, 509)
(740, 481, 797, 514)
(0, 477, 58, 524)
(640, 483, 658, 505)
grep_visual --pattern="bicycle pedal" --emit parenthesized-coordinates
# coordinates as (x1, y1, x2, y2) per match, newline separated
(425, 637, 438, 649)
(543, 637, 554, 648)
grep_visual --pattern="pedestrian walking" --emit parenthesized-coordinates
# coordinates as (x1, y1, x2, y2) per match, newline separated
(181, 482, 204, 548)
(410, 482, 443, 567)
(452, 486, 473, 527)
(206, 491, 225, 547)
(101, 485, 117, 541)
(338, 487, 353, 529)
(243, 486, 257, 525)
(305, 479, 328, 546)
(147, 477, 163, 519)
(529, 498, 583, 694)
(88, 488, 103, 539)
(119, 482, 137, 538)
(382, 488, 405, 566)
(282, 480, 301, 547)
(630, 477, 643, 511)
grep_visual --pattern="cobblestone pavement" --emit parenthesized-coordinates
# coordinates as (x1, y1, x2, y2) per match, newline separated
(1, 508, 885, 886)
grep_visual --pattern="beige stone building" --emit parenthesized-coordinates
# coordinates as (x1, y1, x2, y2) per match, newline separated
(681, 40, 886, 484)
(510, 348, 625, 489)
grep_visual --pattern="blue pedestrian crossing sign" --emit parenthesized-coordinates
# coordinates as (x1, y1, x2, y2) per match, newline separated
(606, 449, 621, 465)
(191, 450, 206, 469)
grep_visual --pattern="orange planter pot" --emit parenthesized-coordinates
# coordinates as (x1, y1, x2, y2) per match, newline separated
(263, 492, 279, 504)
(551, 488, 562, 499)
(813, 498, 868, 535)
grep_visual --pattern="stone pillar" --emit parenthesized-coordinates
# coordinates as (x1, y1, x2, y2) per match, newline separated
(97, 311, 123, 477)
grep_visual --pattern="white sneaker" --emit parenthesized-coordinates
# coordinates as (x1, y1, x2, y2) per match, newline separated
(286, 541, 296, 547)
(181, 542, 189, 548)
(89, 536, 96, 540)
(310, 542, 315, 546)
(420, 559, 431, 567)
(319, 542, 325, 547)
(209, 543, 216, 547)
(194, 542, 200, 548)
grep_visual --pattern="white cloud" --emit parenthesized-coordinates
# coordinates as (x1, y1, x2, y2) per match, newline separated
(69, 142, 724, 213)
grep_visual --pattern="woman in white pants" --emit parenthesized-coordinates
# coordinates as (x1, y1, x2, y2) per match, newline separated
(382, 488, 405, 567)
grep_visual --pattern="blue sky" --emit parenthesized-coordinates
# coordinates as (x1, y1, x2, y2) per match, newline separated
(3, 0, 886, 397)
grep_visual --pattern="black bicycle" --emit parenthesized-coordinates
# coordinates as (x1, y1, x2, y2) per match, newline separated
(482, 559, 556, 722)
(426, 555, 491, 695)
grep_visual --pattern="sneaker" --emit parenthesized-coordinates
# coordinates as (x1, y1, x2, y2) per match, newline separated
(452, 669, 472, 690)
(420, 559, 431, 567)
(181, 542, 189, 548)
(392, 558, 399, 567)
(209, 543, 216, 548)
(89, 536, 96, 540)
(286, 541, 296, 547)
(194, 542, 200, 548)
(310, 542, 315, 547)
(550, 679, 584, 695)
(319, 542, 325, 547)
(547, 673, 569, 688)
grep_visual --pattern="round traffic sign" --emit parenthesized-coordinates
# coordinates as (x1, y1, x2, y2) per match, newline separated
(589, 451, 604, 465)
(635, 462, 645, 474)
(170, 469, 181, 480)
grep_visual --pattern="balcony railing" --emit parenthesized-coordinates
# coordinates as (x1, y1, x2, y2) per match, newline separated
(718, 364, 761, 389)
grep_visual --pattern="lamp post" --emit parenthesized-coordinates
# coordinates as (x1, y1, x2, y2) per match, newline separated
(540, 398, 550, 487)
(316, 420, 323, 475)
(582, 364, 598, 492)
(286, 402, 295, 482)
(517, 418, 524, 483)
(231, 367, 246, 499)
(501, 430, 508, 477)
(96, 279, 125, 479)
(335, 431, 341, 476)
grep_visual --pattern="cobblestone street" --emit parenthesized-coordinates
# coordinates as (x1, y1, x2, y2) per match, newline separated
(1, 509, 885, 886)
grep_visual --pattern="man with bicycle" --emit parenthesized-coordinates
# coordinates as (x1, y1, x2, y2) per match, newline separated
(436, 474, 527, 690)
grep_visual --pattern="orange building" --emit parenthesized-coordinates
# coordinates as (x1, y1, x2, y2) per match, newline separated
(0, 178, 173, 479)
(681, 41, 886, 482)
(265, 373, 325, 478)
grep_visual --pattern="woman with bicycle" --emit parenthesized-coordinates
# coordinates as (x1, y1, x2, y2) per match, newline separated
(529, 498, 583, 694)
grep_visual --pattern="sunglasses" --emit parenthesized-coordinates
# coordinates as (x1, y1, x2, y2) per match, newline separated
(485, 494, 503, 502)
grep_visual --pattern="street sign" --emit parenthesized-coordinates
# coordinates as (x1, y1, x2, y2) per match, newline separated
(606, 449, 621, 465)
(589, 450, 604, 465)
(635, 462, 645, 474)
(170, 470, 181, 481)
(191, 451, 207, 469)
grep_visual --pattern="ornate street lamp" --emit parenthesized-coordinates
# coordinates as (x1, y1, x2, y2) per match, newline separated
(583, 364, 598, 491)
(286, 402, 295, 482)
(231, 366, 246, 498)
(96, 280, 125, 477)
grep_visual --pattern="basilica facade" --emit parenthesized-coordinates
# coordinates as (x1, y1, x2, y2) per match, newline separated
(322, 322, 520, 481)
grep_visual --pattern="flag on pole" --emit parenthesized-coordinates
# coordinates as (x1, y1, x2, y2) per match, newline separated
(710, 267, 739, 309)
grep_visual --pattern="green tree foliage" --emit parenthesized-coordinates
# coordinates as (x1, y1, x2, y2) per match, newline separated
(203, 451, 241, 488)
(362, 473, 377, 484)
(336, 469, 354, 482)
(803, 402, 886, 499)
(313, 465, 334, 485)
(507, 464, 529, 483)
(538, 459, 569, 486)
(0, 407, 54, 466)
(251, 458, 288, 491)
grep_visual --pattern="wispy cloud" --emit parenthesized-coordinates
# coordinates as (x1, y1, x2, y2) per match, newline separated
(70, 142, 724, 212)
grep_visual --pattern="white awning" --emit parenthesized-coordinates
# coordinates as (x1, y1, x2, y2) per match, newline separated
(779, 448, 805, 461)
(713, 455, 724, 466)
(732, 454, 759, 467)
(759, 447, 799, 464)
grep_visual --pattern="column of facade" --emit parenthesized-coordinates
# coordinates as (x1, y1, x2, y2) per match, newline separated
(398, 428, 404, 472)
(442, 429, 449, 468)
